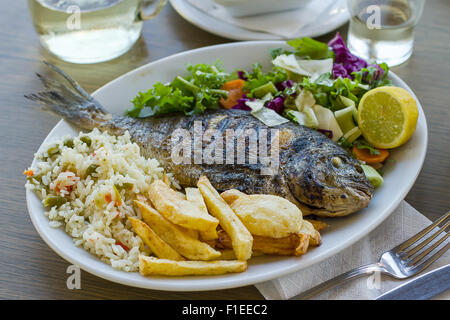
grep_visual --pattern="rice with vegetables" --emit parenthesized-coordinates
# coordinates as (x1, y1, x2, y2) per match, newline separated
(25, 129, 168, 271)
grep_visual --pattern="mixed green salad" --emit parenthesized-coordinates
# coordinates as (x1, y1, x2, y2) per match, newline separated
(126, 33, 413, 188)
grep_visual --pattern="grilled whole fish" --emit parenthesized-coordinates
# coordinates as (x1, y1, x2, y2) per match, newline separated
(26, 63, 373, 217)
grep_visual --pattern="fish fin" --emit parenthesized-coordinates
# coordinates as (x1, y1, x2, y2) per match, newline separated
(25, 62, 111, 130)
(41, 61, 92, 100)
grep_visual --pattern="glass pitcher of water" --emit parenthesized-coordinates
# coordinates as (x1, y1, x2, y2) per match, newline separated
(28, 0, 166, 64)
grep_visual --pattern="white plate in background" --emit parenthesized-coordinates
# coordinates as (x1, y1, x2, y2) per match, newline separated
(170, 0, 350, 40)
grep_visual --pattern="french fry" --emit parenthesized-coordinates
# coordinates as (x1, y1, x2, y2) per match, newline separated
(251, 251, 265, 258)
(139, 255, 247, 276)
(136, 194, 152, 207)
(214, 249, 265, 260)
(215, 229, 312, 256)
(184, 227, 199, 240)
(222, 191, 304, 239)
(162, 172, 185, 199)
(136, 193, 192, 238)
(135, 200, 221, 260)
(299, 220, 322, 246)
(141, 187, 192, 237)
(197, 176, 253, 260)
(136, 193, 193, 238)
(294, 234, 310, 255)
(128, 217, 184, 261)
(305, 219, 328, 232)
(148, 180, 218, 232)
(309, 231, 321, 246)
(215, 249, 237, 260)
(222, 189, 322, 247)
(164, 177, 187, 200)
(220, 189, 246, 205)
(185, 187, 218, 241)
(185, 188, 205, 208)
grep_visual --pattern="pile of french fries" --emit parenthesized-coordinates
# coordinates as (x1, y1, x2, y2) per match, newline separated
(130, 176, 326, 277)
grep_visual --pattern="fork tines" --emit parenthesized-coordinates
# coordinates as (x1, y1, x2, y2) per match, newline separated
(396, 211, 449, 270)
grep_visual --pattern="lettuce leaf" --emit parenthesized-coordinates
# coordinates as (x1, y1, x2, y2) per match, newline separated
(127, 61, 230, 118)
(300, 73, 369, 111)
(186, 60, 229, 89)
(242, 63, 287, 97)
(127, 82, 194, 117)
(286, 37, 334, 60)
(270, 47, 290, 59)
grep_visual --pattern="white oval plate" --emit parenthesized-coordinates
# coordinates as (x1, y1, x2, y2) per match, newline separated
(26, 41, 427, 291)
(170, 0, 350, 40)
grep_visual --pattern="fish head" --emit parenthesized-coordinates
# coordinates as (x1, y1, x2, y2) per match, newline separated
(282, 138, 374, 217)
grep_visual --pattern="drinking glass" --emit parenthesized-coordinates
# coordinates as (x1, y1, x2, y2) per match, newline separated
(346, 0, 425, 66)
(28, 0, 167, 64)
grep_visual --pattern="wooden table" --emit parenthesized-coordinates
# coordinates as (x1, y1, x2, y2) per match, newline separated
(1, 1, 449, 300)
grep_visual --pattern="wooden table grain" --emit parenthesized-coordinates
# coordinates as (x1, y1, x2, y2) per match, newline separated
(1, 1, 449, 300)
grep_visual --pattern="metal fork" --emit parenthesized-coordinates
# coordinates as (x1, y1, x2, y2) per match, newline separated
(291, 211, 450, 300)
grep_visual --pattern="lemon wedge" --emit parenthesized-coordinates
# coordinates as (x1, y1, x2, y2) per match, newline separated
(357, 86, 419, 149)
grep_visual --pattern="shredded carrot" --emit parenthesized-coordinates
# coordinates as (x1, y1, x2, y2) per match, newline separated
(105, 192, 122, 206)
(220, 79, 246, 109)
(352, 146, 389, 164)
(115, 240, 129, 252)
(23, 169, 34, 177)
(221, 79, 245, 91)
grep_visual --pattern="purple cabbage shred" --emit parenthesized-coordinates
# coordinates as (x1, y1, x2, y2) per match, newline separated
(275, 80, 295, 91)
(237, 70, 247, 80)
(328, 33, 368, 80)
(332, 63, 350, 79)
(265, 96, 285, 114)
(231, 94, 252, 111)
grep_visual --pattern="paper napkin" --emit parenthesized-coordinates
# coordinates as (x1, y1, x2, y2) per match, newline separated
(255, 201, 450, 300)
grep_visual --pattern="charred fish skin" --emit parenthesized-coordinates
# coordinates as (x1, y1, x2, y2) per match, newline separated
(25, 64, 373, 217)
(109, 110, 303, 202)
(108, 110, 373, 217)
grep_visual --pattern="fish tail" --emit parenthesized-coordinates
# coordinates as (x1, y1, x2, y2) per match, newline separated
(24, 62, 111, 130)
